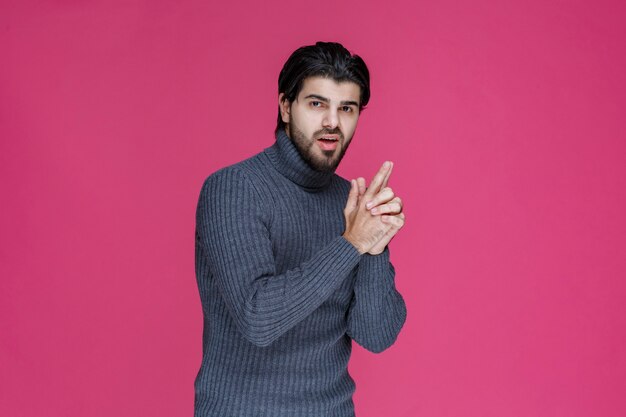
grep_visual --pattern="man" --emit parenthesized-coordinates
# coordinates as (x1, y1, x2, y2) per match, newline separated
(194, 41, 407, 417)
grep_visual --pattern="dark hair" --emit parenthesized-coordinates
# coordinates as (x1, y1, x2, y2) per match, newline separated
(275, 41, 370, 134)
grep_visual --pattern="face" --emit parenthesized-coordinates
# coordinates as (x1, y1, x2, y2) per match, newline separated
(279, 76, 361, 172)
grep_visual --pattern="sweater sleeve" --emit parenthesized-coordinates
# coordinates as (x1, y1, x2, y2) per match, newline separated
(196, 167, 362, 347)
(346, 247, 407, 353)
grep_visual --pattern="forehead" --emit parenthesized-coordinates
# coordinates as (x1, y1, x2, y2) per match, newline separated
(298, 76, 361, 103)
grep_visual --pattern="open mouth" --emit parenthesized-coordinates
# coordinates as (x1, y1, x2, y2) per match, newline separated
(317, 137, 339, 151)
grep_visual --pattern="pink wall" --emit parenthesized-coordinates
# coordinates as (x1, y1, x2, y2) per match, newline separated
(2, 1, 625, 416)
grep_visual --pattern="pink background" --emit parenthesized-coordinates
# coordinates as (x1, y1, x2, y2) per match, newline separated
(1, 1, 625, 416)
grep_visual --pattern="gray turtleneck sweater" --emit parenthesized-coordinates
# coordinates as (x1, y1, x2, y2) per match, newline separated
(194, 128, 407, 417)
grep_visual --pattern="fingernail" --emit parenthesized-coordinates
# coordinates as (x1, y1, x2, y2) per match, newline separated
(371, 208, 378, 214)
(383, 161, 390, 168)
(366, 202, 373, 209)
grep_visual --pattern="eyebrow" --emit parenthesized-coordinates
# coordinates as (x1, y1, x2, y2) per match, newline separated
(303, 94, 359, 107)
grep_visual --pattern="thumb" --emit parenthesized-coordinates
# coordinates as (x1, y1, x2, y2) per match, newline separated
(344, 179, 359, 213)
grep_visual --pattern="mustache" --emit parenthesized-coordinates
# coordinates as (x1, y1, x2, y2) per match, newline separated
(315, 128, 344, 139)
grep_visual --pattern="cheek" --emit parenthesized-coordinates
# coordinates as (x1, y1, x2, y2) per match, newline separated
(304, 118, 323, 137)
(294, 108, 315, 128)
(341, 118, 358, 138)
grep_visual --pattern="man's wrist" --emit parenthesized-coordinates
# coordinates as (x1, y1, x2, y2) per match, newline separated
(342, 232, 366, 255)
(368, 246, 387, 256)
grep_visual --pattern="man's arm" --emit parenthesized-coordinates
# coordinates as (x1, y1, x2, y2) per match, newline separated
(196, 167, 361, 347)
(342, 161, 407, 352)
(346, 248, 407, 353)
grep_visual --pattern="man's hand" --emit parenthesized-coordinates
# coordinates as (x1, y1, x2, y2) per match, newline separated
(342, 161, 406, 255)
(363, 162, 405, 254)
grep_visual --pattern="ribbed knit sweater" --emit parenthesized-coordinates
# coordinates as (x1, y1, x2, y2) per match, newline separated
(194, 127, 407, 417)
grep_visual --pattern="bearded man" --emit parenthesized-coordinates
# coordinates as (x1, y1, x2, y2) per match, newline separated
(194, 41, 407, 417)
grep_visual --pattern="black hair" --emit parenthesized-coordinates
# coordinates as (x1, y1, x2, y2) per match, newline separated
(275, 41, 370, 135)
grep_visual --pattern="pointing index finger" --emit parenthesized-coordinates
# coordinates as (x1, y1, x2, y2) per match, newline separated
(365, 161, 392, 199)
(381, 161, 393, 190)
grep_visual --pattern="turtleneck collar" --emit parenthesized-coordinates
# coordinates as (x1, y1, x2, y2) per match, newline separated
(264, 127, 334, 191)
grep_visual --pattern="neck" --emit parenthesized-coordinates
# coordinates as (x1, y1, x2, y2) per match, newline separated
(264, 127, 334, 191)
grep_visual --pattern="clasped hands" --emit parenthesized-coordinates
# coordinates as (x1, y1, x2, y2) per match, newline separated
(342, 161, 405, 255)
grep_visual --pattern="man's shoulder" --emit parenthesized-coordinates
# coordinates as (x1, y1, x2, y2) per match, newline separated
(204, 147, 265, 178)
(200, 150, 269, 196)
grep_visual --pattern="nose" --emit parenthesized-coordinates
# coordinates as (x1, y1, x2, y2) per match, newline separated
(322, 108, 339, 129)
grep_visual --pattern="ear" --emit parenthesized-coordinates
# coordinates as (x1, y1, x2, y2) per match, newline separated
(278, 93, 291, 124)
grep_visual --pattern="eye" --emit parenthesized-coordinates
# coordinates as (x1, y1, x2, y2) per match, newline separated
(310, 101, 322, 108)
(342, 106, 353, 113)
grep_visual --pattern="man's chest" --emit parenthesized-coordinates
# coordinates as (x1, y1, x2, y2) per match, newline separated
(267, 188, 347, 270)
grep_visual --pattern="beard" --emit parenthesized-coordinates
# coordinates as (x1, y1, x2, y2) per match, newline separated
(287, 122, 351, 173)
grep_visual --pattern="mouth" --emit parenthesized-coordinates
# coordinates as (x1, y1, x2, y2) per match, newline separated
(317, 135, 340, 151)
